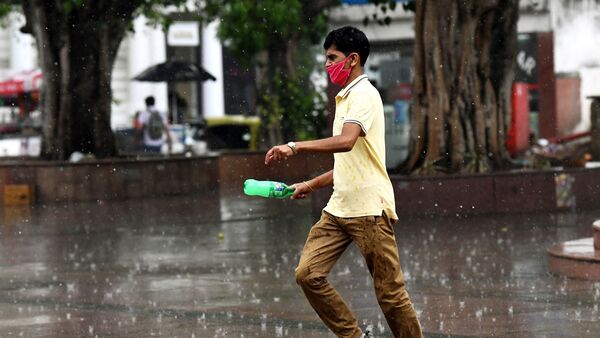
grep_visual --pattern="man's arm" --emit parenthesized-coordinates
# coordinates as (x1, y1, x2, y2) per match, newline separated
(265, 123, 362, 165)
(163, 123, 173, 153)
(307, 169, 333, 189)
(290, 170, 333, 200)
(297, 123, 363, 154)
(135, 113, 145, 145)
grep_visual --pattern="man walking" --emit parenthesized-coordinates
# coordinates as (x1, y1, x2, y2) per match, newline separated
(136, 96, 172, 155)
(265, 26, 423, 338)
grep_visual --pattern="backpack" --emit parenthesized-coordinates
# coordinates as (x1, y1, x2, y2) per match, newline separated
(147, 109, 164, 140)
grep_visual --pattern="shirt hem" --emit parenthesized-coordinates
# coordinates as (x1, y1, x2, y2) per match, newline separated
(323, 207, 385, 219)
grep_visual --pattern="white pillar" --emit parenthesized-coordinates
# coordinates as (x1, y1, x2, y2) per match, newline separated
(149, 23, 168, 113)
(128, 17, 168, 115)
(9, 13, 35, 71)
(202, 21, 225, 118)
(577, 68, 600, 132)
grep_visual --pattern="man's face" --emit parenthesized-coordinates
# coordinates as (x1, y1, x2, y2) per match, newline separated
(325, 46, 348, 68)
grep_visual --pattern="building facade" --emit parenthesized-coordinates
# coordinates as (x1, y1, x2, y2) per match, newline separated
(0, 1, 598, 149)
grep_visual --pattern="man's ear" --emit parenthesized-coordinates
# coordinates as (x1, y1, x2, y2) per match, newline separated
(350, 53, 360, 67)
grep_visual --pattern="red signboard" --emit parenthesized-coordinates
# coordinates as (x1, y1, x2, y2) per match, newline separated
(0, 70, 43, 97)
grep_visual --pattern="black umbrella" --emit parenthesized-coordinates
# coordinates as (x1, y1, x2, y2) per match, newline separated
(133, 61, 216, 124)
(133, 61, 216, 82)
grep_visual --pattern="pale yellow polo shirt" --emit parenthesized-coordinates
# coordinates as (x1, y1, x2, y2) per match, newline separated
(323, 74, 398, 220)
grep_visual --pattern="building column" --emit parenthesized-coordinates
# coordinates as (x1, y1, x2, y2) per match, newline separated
(9, 13, 35, 72)
(128, 17, 168, 116)
(202, 21, 225, 118)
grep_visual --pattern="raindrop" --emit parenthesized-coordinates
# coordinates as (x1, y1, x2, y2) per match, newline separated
(475, 309, 483, 320)
(275, 324, 283, 336)
(337, 266, 351, 276)
(67, 283, 75, 293)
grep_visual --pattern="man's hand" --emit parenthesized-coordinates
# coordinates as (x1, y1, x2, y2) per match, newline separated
(289, 182, 312, 200)
(265, 144, 295, 165)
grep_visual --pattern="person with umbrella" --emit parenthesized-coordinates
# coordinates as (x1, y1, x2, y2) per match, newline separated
(133, 61, 216, 124)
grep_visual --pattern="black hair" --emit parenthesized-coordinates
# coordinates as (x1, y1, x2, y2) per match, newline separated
(323, 26, 370, 66)
(145, 96, 155, 106)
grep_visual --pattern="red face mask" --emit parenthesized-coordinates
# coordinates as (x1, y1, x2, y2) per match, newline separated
(326, 55, 352, 87)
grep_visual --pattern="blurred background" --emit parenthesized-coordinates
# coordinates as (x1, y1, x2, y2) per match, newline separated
(0, 0, 597, 168)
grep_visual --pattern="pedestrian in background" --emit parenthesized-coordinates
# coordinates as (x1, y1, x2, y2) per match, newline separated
(136, 96, 172, 155)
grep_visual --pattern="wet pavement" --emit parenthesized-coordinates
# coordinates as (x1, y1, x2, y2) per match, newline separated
(1, 191, 600, 337)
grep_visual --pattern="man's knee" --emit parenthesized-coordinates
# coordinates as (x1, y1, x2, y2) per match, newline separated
(295, 267, 326, 289)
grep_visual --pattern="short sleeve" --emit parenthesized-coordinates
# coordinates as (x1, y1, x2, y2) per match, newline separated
(161, 111, 169, 126)
(138, 111, 149, 126)
(344, 92, 374, 135)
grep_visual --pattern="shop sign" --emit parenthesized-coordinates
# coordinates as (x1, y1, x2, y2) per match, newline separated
(168, 22, 200, 46)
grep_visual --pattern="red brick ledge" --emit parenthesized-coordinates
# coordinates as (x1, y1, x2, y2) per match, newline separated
(312, 167, 600, 217)
(0, 152, 333, 205)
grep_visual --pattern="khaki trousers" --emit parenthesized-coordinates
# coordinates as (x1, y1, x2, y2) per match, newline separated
(295, 211, 423, 338)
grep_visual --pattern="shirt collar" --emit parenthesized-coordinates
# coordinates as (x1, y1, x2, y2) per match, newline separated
(336, 74, 368, 99)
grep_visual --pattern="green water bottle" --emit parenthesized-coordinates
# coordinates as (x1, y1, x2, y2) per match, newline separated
(243, 179, 295, 199)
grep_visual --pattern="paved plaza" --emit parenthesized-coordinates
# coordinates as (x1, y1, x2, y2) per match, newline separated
(0, 191, 599, 337)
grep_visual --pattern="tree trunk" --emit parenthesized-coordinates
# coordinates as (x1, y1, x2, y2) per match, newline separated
(255, 1, 336, 147)
(258, 42, 289, 147)
(403, 0, 519, 174)
(21, 0, 137, 160)
(591, 98, 600, 160)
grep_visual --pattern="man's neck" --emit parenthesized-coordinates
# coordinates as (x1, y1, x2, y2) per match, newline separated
(342, 69, 364, 88)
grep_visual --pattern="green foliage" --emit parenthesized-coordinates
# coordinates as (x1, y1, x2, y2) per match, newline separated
(0, 1, 18, 22)
(402, 0, 416, 12)
(62, 0, 85, 14)
(225, 1, 298, 59)
(201, 0, 328, 62)
(363, 0, 414, 26)
(59, 0, 188, 28)
(0, 4, 11, 19)
(367, 0, 416, 12)
(257, 71, 327, 142)
(259, 51, 328, 141)
(280, 75, 328, 141)
(139, 0, 188, 30)
(200, 0, 332, 143)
